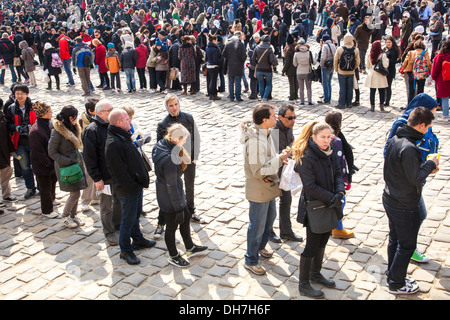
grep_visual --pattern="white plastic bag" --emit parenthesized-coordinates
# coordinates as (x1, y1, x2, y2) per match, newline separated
(279, 159, 302, 195)
(42, 69, 50, 83)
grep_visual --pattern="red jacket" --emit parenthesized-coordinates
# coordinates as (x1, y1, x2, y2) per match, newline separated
(95, 43, 108, 73)
(135, 44, 149, 69)
(59, 35, 71, 60)
(431, 52, 450, 98)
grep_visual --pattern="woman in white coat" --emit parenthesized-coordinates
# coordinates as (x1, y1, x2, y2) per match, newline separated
(365, 40, 389, 112)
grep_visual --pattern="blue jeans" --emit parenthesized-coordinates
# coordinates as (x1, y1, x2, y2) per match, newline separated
(228, 75, 242, 100)
(0, 64, 17, 84)
(256, 71, 272, 100)
(441, 96, 449, 118)
(338, 73, 353, 107)
(16, 145, 35, 190)
(62, 58, 75, 85)
(118, 188, 144, 252)
(321, 68, 333, 102)
(245, 199, 277, 266)
(242, 66, 249, 89)
(124, 68, 136, 91)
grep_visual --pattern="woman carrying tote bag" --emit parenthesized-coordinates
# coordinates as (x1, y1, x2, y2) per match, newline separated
(292, 120, 345, 299)
(365, 40, 389, 112)
(48, 106, 87, 229)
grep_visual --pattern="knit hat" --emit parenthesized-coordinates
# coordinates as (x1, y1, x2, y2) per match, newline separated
(33, 101, 51, 118)
(44, 42, 52, 50)
(202, 27, 209, 34)
(107, 43, 115, 49)
(155, 38, 163, 47)
(287, 34, 294, 45)
(414, 25, 424, 34)
(1, 33, 9, 39)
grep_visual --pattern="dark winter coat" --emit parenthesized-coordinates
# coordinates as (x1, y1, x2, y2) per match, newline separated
(82, 116, 112, 184)
(105, 125, 149, 196)
(178, 43, 196, 84)
(0, 111, 14, 169)
(0, 38, 15, 65)
(43, 47, 62, 76)
(295, 139, 345, 226)
(383, 125, 436, 210)
(152, 138, 186, 213)
(28, 118, 54, 176)
(222, 36, 246, 77)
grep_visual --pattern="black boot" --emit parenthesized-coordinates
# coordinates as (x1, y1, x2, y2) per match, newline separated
(310, 248, 336, 288)
(299, 256, 324, 298)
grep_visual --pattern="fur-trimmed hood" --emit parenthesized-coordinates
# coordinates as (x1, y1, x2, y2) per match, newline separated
(52, 119, 82, 149)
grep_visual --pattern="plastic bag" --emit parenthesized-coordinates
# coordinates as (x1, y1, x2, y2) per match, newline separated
(42, 69, 50, 83)
(279, 159, 303, 195)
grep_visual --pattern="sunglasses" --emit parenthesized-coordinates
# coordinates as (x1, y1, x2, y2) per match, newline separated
(285, 116, 296, 120)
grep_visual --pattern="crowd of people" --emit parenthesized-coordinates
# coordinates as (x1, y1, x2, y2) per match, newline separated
(0, 0, 448, 299)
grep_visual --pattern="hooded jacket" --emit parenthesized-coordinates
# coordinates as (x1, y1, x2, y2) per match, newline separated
(251, 35, 278, 73)
(19, 40, 36, 72)
(48, 119, 87, 192)
(156, 97, 200, 161)
(240, 120, 282, 203)
(152, 137, 186, 213)
(384, 93, 439, 162)
(383, 125, 436, 210)
(431, 51, 450, 98)
(334, 33, 360, 75)
(293, 42, 312, 75)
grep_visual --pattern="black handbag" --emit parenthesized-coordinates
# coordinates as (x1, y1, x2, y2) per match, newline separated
(305, 200, 339, 234)
(374, 58, 388, 76)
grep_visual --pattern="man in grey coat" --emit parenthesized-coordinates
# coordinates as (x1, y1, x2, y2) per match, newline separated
(222, 31, 246, 102)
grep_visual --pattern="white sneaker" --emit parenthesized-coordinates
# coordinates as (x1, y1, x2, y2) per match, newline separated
(149, 89, 156, 93)
(389, 281, 419, 295)
(73, 216, 85, 226)
(437, 116, 449, 122)
(63, 217, 78, 229)
(43, 212, 59, 219)
(80, 204, 90, 212)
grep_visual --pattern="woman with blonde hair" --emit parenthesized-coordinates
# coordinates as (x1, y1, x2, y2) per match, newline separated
(152, 123, 207, 268)
(292, 120, 345, 298)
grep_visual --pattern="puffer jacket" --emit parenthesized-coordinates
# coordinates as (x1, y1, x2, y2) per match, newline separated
(239, 120, 282, 203)
(295, 138, 345, 225)
(293, 43, 312, 75)
(152, 137, 186, 213)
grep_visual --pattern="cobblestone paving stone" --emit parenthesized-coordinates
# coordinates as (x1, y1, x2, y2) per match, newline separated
(0, 32, 449, 300)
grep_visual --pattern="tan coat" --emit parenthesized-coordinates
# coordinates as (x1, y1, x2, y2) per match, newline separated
(401, 48, 432, 73)
(334, 33, 360, 75)
(240, 121, 282, 203)
(365, 53, 389, 89)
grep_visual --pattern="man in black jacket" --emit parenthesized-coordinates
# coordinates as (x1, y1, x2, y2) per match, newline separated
(83, 99, 122, 246)
(105, 109, 155, 265)
(270, 104, 303, 243)
(154, 94, 203, 239)
(222, 31, 246, 102)
(383, 107, 439, 295)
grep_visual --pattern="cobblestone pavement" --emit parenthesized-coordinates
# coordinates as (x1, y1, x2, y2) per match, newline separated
(0, 36, 449, 301)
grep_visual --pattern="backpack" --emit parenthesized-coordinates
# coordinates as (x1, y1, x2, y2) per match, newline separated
(384, 117, 439, 163)
(82, 52, 92, 68)
(442, 60, 450, 81)
(51, 52, 62, 68)
(339, 46, 356, 71)
(412, 50, 430, 80)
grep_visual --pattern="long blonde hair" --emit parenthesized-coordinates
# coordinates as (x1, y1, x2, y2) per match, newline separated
(292, 121, 332, 164)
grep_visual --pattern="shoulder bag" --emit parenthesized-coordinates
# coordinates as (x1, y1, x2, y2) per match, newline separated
(60, 162, 83, 185)
(374, 56, 389, 76)
(254, 48, 269, 74)
(305, 199, 339, 234)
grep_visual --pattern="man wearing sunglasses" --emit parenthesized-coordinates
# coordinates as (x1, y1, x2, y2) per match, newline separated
(269, 103, 303, 243)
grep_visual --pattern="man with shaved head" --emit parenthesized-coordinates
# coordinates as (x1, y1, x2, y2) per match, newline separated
(105, 108, 155, 265)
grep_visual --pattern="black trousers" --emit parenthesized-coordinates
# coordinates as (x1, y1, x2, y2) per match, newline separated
(164, 207, 194, 257)
(136, 68, 147, 89)
(207, 66, 219, 96)
(301, 224, 331, 259)
(35, 173, 57, 215)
